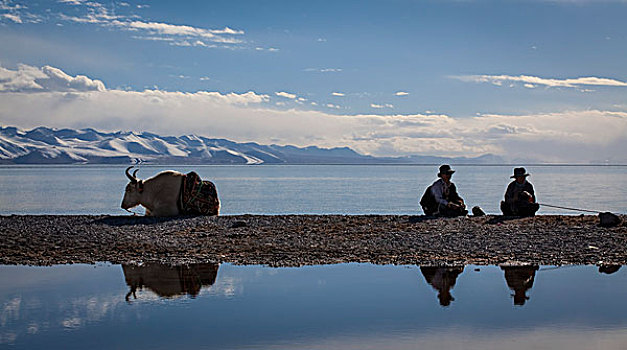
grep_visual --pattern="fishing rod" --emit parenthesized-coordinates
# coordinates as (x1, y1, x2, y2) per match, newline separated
(538, 203, 600, 214)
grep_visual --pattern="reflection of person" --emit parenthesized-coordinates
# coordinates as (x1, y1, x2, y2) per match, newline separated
(501, 265, 539, 306)
(420, 165, 467, 217)
(123, 263, 219, 301)
(500, 167, 540, 217)
(420, 266, 464, 306)
(599, 265, 622, 275)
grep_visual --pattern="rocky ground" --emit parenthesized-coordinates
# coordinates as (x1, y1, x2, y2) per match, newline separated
(0, 214, 625, 266)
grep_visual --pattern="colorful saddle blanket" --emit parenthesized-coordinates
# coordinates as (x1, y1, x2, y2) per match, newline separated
(179, 172, 220, 216)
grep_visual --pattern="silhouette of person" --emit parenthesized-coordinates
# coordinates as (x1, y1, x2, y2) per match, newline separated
(123, 263, 219, 301)
(599, 265, 622, 275)
(420, 165, 468, 217)
(501, 265, 539, 306)
(501, 167, 540, 217)
(420, 266, 464, 306)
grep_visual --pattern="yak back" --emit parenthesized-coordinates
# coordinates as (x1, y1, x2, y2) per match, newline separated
(179, 171, 220, 216)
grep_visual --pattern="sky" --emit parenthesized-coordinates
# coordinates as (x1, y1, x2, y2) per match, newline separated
(1, 0, 626, 163)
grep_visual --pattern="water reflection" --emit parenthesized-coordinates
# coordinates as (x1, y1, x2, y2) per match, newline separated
(1, 263, 627, 349)
(122, 263, 219, 301)
(419, 266, 464, 306)
(418, 264, 543, 307)
(599, 265, 622, 275)
(501, 265, 539, 306)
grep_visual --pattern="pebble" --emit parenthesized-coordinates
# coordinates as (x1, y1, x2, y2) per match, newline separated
(0, 214, 625, 267)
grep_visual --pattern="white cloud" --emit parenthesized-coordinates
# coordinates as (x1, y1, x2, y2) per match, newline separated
(210, 26, 244, 35)
(126, 21, 216, 38)
(275, 91, 297, 99)
(371, 103, 394, 109)
(53, 1, 246, 47)
(304, 68, 342, 73)
(2, 64, 626, 163)
(395, 91, 409, 96)
(0, 64, 105, 92)
(2, 13, 21, 23)
(454, 74, 627, 88)
(255, 47, 279, 52)
(58, 0, 86, 5)
(332, 92, 345, 97)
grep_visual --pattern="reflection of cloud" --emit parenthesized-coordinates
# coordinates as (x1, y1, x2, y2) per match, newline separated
(0, 332, 17, 345)
(273, 327, 627, 350)
(453, 74, 627, 89)
(1, 297, 21, 327)
(206, 277, 241, 297)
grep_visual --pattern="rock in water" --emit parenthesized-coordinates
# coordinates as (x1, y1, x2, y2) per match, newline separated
(599, 212, 621, 227)
(472, 206, 486, 217)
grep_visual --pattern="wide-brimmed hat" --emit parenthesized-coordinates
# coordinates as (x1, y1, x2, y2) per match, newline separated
(510, 167, 530, 178)
(438, 164, 455, 177)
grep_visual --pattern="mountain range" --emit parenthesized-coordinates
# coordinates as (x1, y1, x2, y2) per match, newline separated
(0, 126, 504, 165)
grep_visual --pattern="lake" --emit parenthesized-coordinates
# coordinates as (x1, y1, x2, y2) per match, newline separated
(1, 263, 626, 349)
(0, 164, 625, 215)
(1, 165, 626, 349)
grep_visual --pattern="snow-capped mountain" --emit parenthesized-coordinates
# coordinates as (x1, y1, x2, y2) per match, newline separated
(0, 126, 374, 164)
(0, 126, 504, 165)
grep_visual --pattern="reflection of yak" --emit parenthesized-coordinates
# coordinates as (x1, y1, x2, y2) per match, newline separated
(420, 266, 464, 306)
(123, 263, 219, 301)
(501, 265, 539, 306)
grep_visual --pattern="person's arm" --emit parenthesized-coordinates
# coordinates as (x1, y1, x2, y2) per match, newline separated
(450, 184, 465, 208)
(504, 182, 515, 202)
(526, 183, 536, 202)
(431, 182, 449, 206)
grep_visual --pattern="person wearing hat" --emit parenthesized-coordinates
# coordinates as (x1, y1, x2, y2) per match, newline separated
(500, 167, 540, 217)
(420, 164, 467, 217)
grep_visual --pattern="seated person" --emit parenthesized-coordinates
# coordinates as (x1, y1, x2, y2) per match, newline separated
(420, 165, 467, 217)
(501, 167, 540, 217)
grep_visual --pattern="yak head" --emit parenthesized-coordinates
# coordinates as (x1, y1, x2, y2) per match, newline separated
(121, 166, 144, 210)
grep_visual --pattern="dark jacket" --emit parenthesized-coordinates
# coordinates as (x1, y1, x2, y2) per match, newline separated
(421, 179, 463, 215)
(504, 181, 536, 204)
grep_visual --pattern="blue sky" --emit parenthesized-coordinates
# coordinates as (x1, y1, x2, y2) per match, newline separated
(1, 0, 626, 162)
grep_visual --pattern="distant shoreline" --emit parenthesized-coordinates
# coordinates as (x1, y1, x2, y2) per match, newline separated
(1, 214, 625, 267)
(1, 163, 627, 166)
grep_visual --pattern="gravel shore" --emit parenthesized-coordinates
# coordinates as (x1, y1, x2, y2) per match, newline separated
(1, 214, 625, 266)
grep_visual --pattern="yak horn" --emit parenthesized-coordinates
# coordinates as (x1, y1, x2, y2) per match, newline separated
(125, 166, 137, 183)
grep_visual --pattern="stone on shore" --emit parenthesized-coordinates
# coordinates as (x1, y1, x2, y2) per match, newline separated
(0, 214, 625, 267)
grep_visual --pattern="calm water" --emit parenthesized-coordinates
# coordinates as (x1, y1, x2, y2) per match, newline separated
(1, 263, 626, 350)
(2, 165, 626, 349)
(0, 164, 625, 215)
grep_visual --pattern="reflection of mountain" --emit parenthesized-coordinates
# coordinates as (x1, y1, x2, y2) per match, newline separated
(501, 265, 539, 306)
(420, 266, 464, 306)
(0, 126, 504, 164)
(123, 263, 219, 300)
